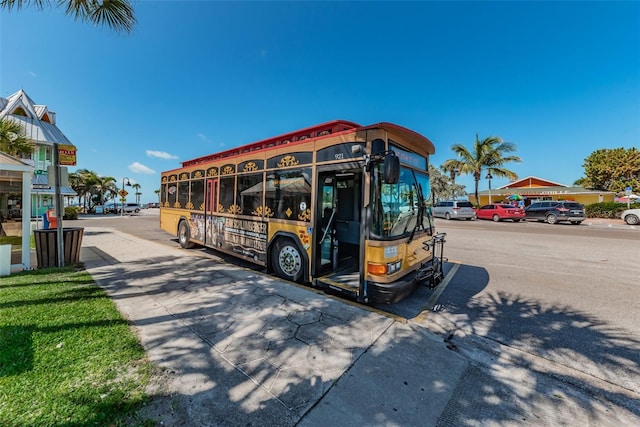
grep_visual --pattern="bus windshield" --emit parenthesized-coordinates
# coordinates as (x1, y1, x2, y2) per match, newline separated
(371, 164, 433, 239)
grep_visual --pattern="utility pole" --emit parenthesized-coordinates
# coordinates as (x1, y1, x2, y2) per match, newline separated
(53, 143, 64, 267)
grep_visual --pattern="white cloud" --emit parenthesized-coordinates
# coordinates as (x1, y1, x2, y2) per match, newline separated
(129, 162, 155, 174)
(28, 70, 38, 77)
(197, 133, 212, 144)
(146, 150, 178, 160)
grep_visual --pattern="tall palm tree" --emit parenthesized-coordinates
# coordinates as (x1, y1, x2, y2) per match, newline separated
(90, 175, 116, 209)
(132, 183, 141, 204)
(0, 117, 32, 157)
(1, 0, 136, 33)
(70, 169, 99, 211)
(443, 134, 522, 205)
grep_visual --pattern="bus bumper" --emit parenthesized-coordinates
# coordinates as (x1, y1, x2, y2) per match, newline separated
(367, 272, 419, 304)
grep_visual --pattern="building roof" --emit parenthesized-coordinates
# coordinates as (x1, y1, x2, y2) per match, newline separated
(498, 176, 566, 189)
(0, 151, 33, 172)
(0, 89, 72, 145)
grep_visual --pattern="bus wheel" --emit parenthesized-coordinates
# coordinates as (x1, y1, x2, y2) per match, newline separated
(178, 220, 195, 249)
(272, 238, 303, 282)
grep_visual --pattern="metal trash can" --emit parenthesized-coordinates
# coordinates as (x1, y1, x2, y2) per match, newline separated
(34, 227, 84, 268)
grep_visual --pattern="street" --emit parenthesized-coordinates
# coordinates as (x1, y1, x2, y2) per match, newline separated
(422, 217, 640, 414)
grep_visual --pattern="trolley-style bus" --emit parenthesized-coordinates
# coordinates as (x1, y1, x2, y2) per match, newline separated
(159, 120, 445, 304)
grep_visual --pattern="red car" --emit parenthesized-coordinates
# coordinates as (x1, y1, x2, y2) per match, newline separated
(476, 204, 525, 222)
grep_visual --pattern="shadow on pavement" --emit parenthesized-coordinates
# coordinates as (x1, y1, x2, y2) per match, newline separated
(86, 251, 639, 425)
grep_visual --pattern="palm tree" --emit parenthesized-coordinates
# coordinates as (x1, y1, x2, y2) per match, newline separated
(0, 117, 32, 157)
(132, 183, 141, 204)
(70, 169, 99, 212)
(444, 134, 522, 205)
(90, 175, 117, 209)
(1, 0, 136, 33)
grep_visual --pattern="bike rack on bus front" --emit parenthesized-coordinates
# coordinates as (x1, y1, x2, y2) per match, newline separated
(416, 233, 447, 289)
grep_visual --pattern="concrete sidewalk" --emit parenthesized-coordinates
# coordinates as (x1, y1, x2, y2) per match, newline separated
(80, 226, 639, 426)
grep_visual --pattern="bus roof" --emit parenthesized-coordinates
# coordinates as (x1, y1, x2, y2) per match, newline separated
(179, 119, 434, 168)
(181, 120, 360, 167)
(360, 122, 435, 155)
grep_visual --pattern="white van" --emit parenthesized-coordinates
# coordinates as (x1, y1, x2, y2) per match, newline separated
(432, 200, 476, 220)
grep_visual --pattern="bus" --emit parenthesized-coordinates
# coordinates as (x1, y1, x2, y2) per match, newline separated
(159, 120, 445, 304)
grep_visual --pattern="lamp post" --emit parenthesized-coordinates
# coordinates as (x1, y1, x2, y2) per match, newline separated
(121, 177, 131, 216)
(450, 168, 459, 200)
(486, 172, 493, 204)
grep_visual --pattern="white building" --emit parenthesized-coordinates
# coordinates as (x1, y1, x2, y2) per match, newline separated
(0, 89, 77, 218)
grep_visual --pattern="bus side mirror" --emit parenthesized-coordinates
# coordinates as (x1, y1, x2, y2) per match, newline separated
(384, 154, 400, 184)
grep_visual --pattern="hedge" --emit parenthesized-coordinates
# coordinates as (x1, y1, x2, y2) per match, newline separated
(585, 202, 640, 219)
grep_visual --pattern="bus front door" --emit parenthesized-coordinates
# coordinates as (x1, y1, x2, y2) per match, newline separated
(317, 175, 337, 276)
(316, 171, 361, 280)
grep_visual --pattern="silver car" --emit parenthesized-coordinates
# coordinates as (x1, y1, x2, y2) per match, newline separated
(621, 208, 640, 225)
(432, 200, 476, 220)
(122, 203, 141, 213)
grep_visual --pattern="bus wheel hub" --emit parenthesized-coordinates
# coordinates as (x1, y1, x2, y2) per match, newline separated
(279, 246, 301, 275)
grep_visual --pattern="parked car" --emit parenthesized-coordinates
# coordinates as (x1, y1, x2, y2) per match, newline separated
(476, 204, 525, 222)
(104, 203, 121, 214)
(122, 203, 141, 213)
(432, 200, 476, 220)
(524, 201, 585, 224)
(621, 208, 640, 225)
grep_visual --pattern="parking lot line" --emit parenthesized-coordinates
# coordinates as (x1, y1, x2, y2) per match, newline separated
(411, 261, 461, 323)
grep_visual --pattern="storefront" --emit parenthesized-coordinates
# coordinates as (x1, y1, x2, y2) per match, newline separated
(471, 176, 615, 207)
(0, 152, 33, 271)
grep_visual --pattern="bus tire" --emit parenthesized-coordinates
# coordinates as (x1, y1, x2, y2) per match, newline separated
(272, 237, 303, 282)
(178, 220, 195, 249)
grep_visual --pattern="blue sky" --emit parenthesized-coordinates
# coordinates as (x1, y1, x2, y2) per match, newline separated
(1, 1, 639, 203)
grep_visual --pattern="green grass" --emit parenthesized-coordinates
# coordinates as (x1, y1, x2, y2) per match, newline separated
(0, 267, 152, 426)
(0, 235, 36, 249)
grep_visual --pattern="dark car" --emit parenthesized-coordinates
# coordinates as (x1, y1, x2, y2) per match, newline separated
(524, 201, 585, 225)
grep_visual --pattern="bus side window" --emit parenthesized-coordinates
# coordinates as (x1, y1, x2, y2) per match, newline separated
(206, 179, 217, 213)
(191, 179, 204, 211)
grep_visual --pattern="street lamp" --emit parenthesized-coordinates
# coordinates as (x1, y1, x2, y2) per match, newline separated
(450, 168, 459, 200)
(121, 177, 131, 216)
(486, 172, 493, 204)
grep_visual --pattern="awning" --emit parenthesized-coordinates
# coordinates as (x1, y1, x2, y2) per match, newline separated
(31, 174, 77, 196)
(32, 186, 77, 196)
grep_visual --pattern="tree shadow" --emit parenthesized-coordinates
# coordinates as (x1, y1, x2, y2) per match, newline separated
(425, 267, 640, 425)
(77, 248, 640, 426)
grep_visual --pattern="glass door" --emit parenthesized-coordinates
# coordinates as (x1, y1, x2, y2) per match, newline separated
(317, 174, 337, 275)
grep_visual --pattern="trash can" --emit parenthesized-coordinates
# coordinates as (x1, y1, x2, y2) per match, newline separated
(34, 227, 84, 268)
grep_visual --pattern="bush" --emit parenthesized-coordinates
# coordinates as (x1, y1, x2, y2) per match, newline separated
(63, 206, 80, 220)
(585, 202, 640, 219)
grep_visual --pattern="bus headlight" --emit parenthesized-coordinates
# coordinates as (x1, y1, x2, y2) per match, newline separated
(387, 260, 402, 274)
